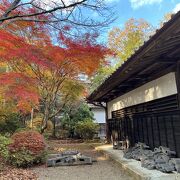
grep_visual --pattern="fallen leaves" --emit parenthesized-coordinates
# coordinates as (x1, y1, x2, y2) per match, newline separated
(0, 153, 37, 179)
(0, 166, 37, 180)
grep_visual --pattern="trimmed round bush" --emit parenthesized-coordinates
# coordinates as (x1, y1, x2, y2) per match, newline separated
(75, 119, 99, 140)
(8, 130, 46, 167)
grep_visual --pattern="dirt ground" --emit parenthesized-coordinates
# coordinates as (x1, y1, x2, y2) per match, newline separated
(33, 140, 134, 180)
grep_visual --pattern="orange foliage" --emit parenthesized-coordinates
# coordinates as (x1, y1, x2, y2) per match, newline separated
(0, 26, 110, 113)
(0, 72, 39, 113)
(0, 0, 50, 32)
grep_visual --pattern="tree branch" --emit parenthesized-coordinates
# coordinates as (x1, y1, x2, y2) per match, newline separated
(0, 0, 87, 23)
(0, 0, 21, 19)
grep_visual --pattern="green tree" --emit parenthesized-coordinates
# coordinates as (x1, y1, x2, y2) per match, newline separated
(51, 79, 85, 137)
(61, 103, 94, 138)
(90, 59, 115, 92)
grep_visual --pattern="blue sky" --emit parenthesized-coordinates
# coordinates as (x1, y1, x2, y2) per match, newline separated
(100, 0, 180, 42)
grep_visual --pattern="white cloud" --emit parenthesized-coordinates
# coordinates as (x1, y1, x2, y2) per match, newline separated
(35, 0, 80, 9)
(129, 0, 163, 9)
(173, 3, 180, 13)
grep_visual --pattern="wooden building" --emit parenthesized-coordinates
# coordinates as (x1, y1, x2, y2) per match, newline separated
(88, 104, 106, 139)
(88, 11, 180, 157)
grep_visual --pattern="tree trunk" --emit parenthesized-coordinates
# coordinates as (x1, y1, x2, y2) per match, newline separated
(41, 115, 48, 134)
(52, 117, 56, 137)
(41, 103, 50, 134)
(30, 108, 34, 129)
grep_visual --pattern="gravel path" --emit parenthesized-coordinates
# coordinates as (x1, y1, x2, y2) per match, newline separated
(33, 141, 133, 180)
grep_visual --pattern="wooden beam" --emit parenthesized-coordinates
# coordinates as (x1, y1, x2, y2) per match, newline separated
(118, 84, 131, 87)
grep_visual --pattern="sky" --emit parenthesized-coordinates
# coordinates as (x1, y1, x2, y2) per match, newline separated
(99, 0, 180, 42)
(36, 0, 180, 43)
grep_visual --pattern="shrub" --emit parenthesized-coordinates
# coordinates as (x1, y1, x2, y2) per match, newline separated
(9, 149, 35, 167)
(0, 135, 11, 161)
(27, 117, 41, 129)
(56, 129, 69, 139)
(9, 149, 47, 168)
(74, 119, 99, 140)
(46, 120, 53, 132)
(61, 103, 94, 137)
(27, 117, 53, 132)
(0, 113, 23, 135)
(8, 130, 47, 167)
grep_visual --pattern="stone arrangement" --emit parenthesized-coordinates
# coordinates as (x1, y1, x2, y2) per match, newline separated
(123, 143, 180, 173)
(47, 150, 93, 167)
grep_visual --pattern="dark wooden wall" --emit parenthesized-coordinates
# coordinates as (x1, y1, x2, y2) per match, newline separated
(108, 94, 180, 157)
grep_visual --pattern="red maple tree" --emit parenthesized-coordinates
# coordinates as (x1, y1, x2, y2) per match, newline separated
(0, 25, 111, 131)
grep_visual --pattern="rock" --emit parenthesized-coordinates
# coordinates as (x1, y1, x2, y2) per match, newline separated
(159, 146, 176, 157)
(156, 162, 175, 173)
(136, 142, 150, 149)
(141, 157, 156, 170)
(123, 144, 178, 173)
(170, 158, 180, 173)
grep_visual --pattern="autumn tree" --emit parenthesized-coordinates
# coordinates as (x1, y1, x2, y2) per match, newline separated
(89, 58, 115, 92)
(108, 18, 153, 63)
(89, 18, 153, 91)
(0, 26, 110, 133)
(0, 1, 113, 133)
(0, 0, 114, 34)
(159, 13, 172, 28)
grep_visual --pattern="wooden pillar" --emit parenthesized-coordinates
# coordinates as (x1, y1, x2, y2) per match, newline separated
(173, 62, 180, 156)
(175, 61, 180, 108)
(105, 103, 111, 143)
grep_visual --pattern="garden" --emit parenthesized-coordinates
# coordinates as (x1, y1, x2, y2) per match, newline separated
(0, 0, 111, 178)
(0, 0, 176, 179)
(0, 103, 102, 179)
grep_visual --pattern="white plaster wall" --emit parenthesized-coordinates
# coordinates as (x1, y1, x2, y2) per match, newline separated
(92, 108, 106, 124)
(107, 72, 177, 118)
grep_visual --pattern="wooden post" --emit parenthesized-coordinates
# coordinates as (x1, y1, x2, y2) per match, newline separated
(175, 61, 180, 108)
(174, 61, 180, 155)
(105, 103, 111, 143)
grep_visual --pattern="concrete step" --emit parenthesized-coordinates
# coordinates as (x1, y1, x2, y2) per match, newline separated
(95, 145, 180, 180)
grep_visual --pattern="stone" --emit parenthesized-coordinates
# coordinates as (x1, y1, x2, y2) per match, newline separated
(47, 152, 93, 167)
(62, 150, 79, 156)
(171, 158, 180, 173)
(159, 146, 176, 157)
(155, 162, 175, 173)
(141, 158, 156, 170)
(123, 143, 178, 173)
